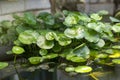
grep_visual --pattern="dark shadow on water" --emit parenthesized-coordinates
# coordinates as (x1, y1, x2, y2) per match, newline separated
(1, 65, 120, 80)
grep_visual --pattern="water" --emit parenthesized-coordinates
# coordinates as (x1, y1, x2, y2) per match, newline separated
(1, 65, 120, 80)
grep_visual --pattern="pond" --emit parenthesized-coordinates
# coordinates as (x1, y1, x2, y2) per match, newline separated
(1, 65, 120, 80)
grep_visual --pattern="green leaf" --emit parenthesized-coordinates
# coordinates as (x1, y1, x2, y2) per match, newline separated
(79, 15, 91, 22)
(39, 49, 48, 56)
(87, 22, 105, 33)
(98, 10, 109, 15)
(65, 67, 75, 72)
(90, 13, 102, 20)
(73, 43, 90, 59)
(109, 17, 120, 22)
(16, 25, 31, 34)
(37, 12, 55, 25)
(64, 26, 84, 39)
(112, 59, 120, 64)
(112, 45, 120, 49)
(0, 62, 8, 69)
(75, 66, 92, 73)
(57, 34, 72, 46)
(24, 12, 36, 25)
(12, 46, 25, 54)
(66, 53, 76, 60)
(96, 54, 108, 58)
(70, 56, 86, 62)
(18, 30, 39, 44)
(52, 43, 62, 52)
(112, 24, 120, 32)
(115, 11, 120, 19)
(14, 39, 22, 46)
(1, 20, 12, 29)
(102, 49, 113, 54)
(60, 49, 73, 58)
(44, 53, 58, 59)
(84, 30, 100, 43)
(63, 14, 79, 26)
(45, 31, 56, 40)
(37, 35, 54, 49)
(95, 39, 105, 48)
(28, 57, 43, 64)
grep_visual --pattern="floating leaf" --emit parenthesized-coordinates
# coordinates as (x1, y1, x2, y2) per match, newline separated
(112, 45, 120, 49)
(28, 57, 43, 64)
(44, 53, 58, 59)
(96, 54, 108, 58)
(65, 67, 75, 72)
(0, 62, 8, 69)
(70, 56, 86, 62)
(12, 46, 25, 54)
(109, 53, 120, 58)
(112, 59, 120, 64)
(75, 66, 92, 73)
(102, 49, 113, 54)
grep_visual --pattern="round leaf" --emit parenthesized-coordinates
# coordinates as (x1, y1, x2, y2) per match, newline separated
(44, 53, 58, 59)
(64, 26, 84, 39)
(95, 39, 105, 48)
(70, 56, 86, 62)
(45, 32, 56, 40)
(18, 30, 39, 44)
(73, 43, 90, 59)
(57, 34, 72, 46)
(84, 30, 99, 43)
(90, 13, 102, 20)
(39, 49, 48, 56)
(75, 66, 92, 73)
(37, 35, 54, 49)
(112, 59, 120, 64)
(12, 46, 25, 54)
(28, 57, 43, 64)
(65, 67, 75, 72)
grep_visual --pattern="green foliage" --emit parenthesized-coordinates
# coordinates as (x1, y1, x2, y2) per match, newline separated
(1, 10, 120, 74)
(0, 62, 8, 69)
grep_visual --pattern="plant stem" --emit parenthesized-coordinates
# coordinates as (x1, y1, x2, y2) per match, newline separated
(13, 55, 21, 80)
(89, 73, 99, 80)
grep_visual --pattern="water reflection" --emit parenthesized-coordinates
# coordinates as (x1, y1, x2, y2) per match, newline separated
(3, 70, 56, 80)
(1, 65, 120, 80)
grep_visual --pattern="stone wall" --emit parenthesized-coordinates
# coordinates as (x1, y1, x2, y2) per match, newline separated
(0, 0, 51, 21)
(77, 0, 115, 15)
